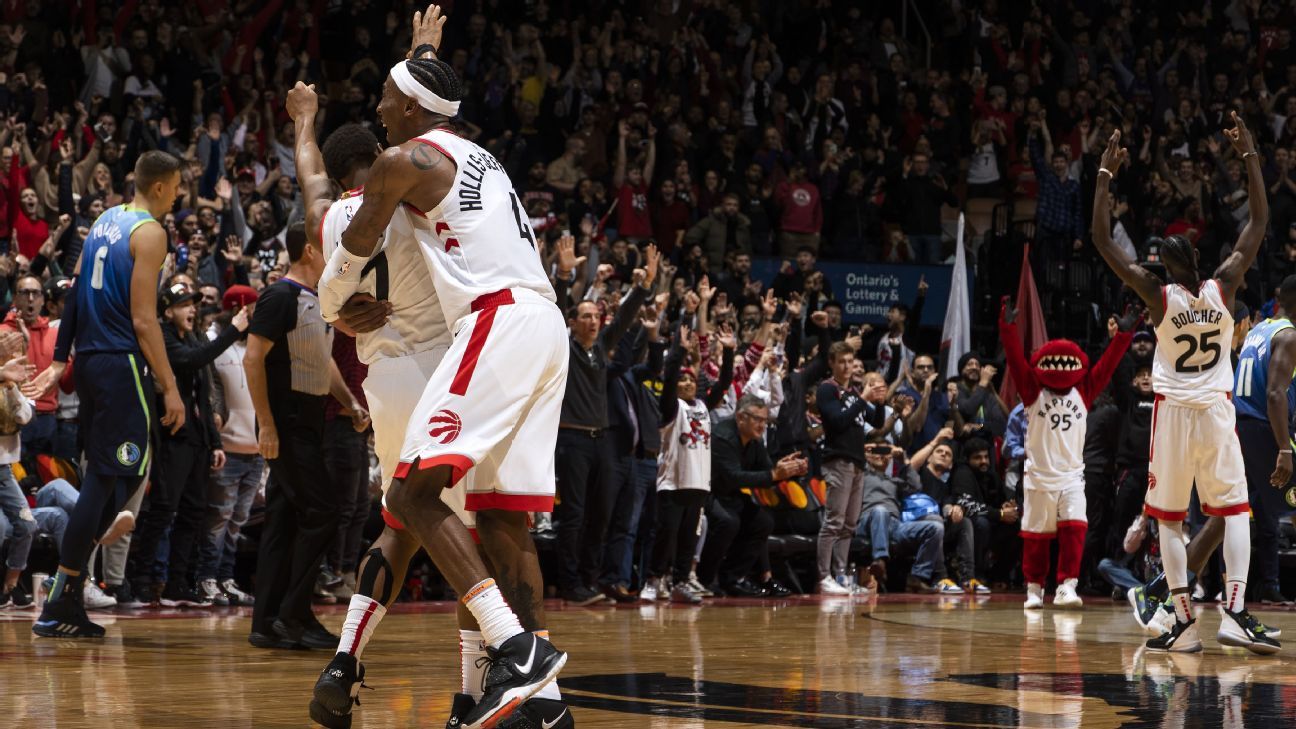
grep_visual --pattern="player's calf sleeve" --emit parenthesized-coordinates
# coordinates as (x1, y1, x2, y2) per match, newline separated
(1022, 538, 1051, 586)
(357, 547, 396, 605)
(1222, 513, 1250, 612)
(1055, 522, 1087, 583)
(338, 595, 387, 659)
(532, 631, 562, 700)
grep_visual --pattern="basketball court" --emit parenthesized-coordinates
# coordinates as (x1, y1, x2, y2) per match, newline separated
(4, 594, 1294, 727)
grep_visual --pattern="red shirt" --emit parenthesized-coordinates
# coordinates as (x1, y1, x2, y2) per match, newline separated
(616, 183, 653, 238)
(14, 213, 47, 260)
(775, 181, 823, 234)
(652, 199, 692, 255)
(0, 311, 57, 413)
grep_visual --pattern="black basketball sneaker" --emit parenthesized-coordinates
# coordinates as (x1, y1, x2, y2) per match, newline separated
(459, 632, 567, 729)
(448, 694, 573, 729)
(310, 652, 369, 729)
(32, 586, 105, 639)
(1217, 606, 1282, 655)
(1146, 618, 1203, 653)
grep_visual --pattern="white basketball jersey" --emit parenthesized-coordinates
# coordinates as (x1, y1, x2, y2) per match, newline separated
(320, 190, 450, 364)
(1024, 387, 1086, 490)
(403, 128, 556, 327)
(1153, 279, 1233, 405)
(657, 399, 713, 493)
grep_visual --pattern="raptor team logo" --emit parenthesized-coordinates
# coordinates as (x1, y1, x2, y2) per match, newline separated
(429, 409, 463, 444)
(1147, 472, 1157, 491)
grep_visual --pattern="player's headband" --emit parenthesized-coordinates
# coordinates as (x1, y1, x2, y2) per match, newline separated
(390, 61, 461, 117)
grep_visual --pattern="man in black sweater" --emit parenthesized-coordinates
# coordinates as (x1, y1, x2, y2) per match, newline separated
(814, 341, 870, 595)
(700, 394, 807, 596)
(552, 244, 659, 605)
(127, 282, 247, 607)
(889, 153, 958, 263)
(598, 310, 670, 602)
(948, 439, 1019, 587)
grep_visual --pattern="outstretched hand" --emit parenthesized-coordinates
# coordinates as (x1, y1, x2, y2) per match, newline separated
(1224, 110, 1257, 158)
(409, 4, 448, 57)
(1099, 129, 1129, 177)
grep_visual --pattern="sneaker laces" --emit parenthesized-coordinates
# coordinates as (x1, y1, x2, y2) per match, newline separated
(474, 655, 493, 695)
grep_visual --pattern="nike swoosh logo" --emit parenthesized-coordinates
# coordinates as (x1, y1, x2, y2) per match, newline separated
(513, 635, 537, 674)
(542, 709, 568, 729)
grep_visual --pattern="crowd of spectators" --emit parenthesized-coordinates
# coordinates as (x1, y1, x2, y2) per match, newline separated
(4, 0, 1296, 612)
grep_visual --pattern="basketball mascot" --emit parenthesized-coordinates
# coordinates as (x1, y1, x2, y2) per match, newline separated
(1000, 297, 1136, 609)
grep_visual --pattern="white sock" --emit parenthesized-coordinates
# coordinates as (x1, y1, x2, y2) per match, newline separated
(531, 631, 562, 700)
(1158, 520, 1192, 623)
(1170, 592, 1192, 624)
(1222, 513, 1250, 612)
(338, 594, 386, 658)
(462, 579, 524, 648)
(460, 630, 488, 700)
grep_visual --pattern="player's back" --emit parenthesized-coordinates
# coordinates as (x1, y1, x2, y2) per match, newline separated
(404, 128, 556, 327)
(75, 204, 156, 354)
(1153, 279, 1234, 405)
(1235, 317, 1296, 420)
(320, 189, 450, 363)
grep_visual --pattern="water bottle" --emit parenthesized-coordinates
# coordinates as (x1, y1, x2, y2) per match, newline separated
(846, 562, 857, 591)
(32, 572, 48, 609)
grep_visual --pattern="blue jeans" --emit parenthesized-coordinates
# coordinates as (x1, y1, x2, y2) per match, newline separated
(197, 452, 263, 581)
(0, 463, 34, 571)
(599, 456, 656, 587)
(909, 234, 944, 264)
(20, 413, 56, 464)
(859, 505, 944, 582)
(1097, 557, 1143, 592)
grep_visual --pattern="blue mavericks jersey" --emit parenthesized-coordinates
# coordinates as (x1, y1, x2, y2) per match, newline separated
(74, 204, 158, 354)
(1235, 317, 1296, 422)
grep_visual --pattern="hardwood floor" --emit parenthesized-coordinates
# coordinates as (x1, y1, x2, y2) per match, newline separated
(3, 594, 1295, 728)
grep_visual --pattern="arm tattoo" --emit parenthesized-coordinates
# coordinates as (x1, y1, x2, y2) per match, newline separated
(410, 144, 442, 171)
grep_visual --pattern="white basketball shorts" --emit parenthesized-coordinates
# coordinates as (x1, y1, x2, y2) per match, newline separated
(1144, 393, 1249, 521)
(395, 287, 568, 512)
(363, 344, 474, 534)
(1020, 476, 1086, 537)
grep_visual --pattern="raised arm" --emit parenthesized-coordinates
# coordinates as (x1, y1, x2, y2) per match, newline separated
(998, 298, 1041, 407)
(1093, 130, 1164, 319)
(285, 82, 333, 245)
(1080, 320, 1136, 407)
(1266, 328, 1296, 487)
(1215, 111, 1268, 301)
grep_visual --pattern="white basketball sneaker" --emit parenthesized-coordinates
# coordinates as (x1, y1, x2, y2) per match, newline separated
(1053, 579, 1083, 609)
(1024, 583, 1045, 610)
(818, 576, 850, 595)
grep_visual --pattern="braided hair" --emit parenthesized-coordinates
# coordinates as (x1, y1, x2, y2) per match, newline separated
(405, 57, 464, 110)
(1159, 234, 1197, 284)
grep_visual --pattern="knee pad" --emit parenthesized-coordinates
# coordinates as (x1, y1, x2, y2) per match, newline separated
(358, 547, 396, 604)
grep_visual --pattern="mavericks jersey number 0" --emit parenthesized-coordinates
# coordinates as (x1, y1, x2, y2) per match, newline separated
(1152, 279, 1234, 405)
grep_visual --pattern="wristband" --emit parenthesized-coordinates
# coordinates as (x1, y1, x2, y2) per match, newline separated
(1281, 449, 1293, 455)
(1098, 167, 1113, 178)
(413, 43, 438, 59)
(1243, 151, 1258, 160)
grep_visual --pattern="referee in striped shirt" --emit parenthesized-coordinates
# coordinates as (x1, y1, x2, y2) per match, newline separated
(244, 223, 368, 649)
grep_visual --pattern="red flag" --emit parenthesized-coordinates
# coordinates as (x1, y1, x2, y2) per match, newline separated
(999, 243, 1049, 409)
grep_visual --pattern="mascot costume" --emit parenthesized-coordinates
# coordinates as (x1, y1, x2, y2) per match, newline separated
(1000, 298, 1135, 609)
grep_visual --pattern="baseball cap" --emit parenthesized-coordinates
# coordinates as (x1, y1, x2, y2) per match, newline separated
(158, 282, 198, 312)
(236, 167, 255, 180)
(43, 276, 72, 301)
(222, 284, 259, 311)
(1132, 330, 1154, 344)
